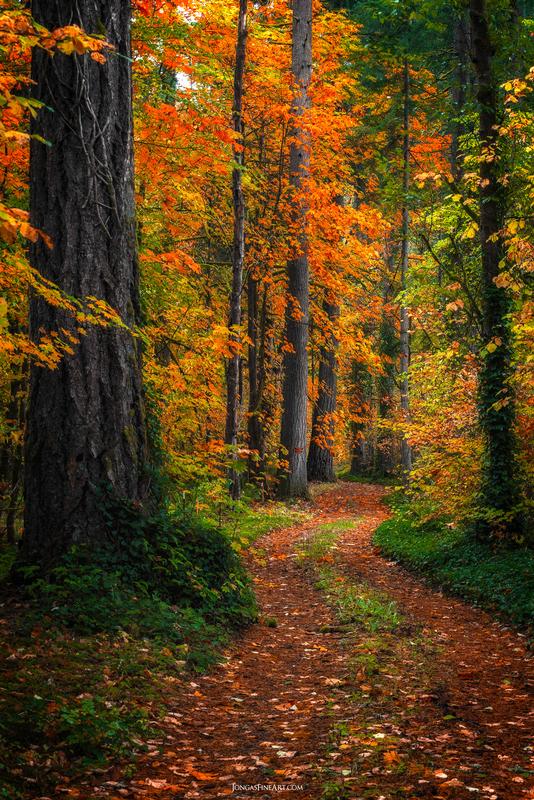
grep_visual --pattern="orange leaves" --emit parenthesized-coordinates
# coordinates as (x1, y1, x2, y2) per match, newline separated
(43, 25, 110, 59)
(186, 768, 218, 781)
(142, 249, 202, 276)
(0, 204, 51, 247)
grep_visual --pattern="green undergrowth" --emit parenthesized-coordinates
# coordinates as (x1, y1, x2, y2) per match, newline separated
(220, 500, 311, 549)
(337, 467, 397, 486)
(0, 489, 305, 799)
(374, 511, 534, 630)
(0, 625, 189, 799)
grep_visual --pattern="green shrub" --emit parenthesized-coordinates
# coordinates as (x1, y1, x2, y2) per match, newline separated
(374, 514, 534, 628)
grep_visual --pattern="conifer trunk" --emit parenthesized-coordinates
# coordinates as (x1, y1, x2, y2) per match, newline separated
(23, 0, 148, 567)
(307, 298, 339, 482)
(225, 0, 248, 500)
(469, 0, 521, 538)
(280, 0, 312, 498)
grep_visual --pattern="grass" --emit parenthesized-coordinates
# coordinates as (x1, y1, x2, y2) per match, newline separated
(297, 520, 402, 634)
(374, 513, 534, 629)
(336, 466, 397, 486)
(222, 500, 310, 549)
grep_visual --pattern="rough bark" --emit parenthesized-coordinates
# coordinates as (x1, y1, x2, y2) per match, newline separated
(23, 0, 148, 567)
(280, 0, 312, 498)
(399, 57, 413, 477)
(225, 0, 248, 500)
(469, 0, 522, 538)
(307, 298, 339, 482)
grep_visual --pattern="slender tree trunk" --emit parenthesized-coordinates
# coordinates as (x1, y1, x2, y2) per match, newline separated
(23, 0, 148, 568)
(0, 369, 24, 544)
(350, 359, 373, 476)
(247, 274, 261, 481)
(399, 57, 412, 477)
(280, 0, 312, 498)
(451, 11, 470, 180)
(307, 298, 339, 482)
(225, 0, 248, 500)
(376, 249, 397, 476)
(469, 0, 522, 538)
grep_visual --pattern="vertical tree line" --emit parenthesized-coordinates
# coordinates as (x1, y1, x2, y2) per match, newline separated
(23, 0, 148, 566)
(279, 0, 313, 497)
(469, 0, 523, 537)
(225, 0, 248, 501)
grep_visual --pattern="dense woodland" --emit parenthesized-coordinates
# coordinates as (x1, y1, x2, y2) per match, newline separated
(0, 0, 533, 798)
(1, 0, 533, 548)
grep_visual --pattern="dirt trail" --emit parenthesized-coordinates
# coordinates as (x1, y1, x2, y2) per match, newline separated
(93, 483, 533, 800)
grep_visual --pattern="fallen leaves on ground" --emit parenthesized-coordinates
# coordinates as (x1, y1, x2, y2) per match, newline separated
(55, 483, 534, 799)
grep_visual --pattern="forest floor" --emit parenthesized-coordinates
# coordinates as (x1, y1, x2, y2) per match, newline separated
(65, 484, 533, 800)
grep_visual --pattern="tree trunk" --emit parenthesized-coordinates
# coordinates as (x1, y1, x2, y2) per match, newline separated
(247, 274, 262, 481)
(469, 0, 522, 538)
(279, 0, 312, 498)
(399, 57, 413, 477)
(451, 11, 470, 180)
(0, 369, 25, 544)
(225, 0, 248, 500)
(350, 359, 373, 476)
(23, 0, 148, 568)
(307, 298, 339, 482)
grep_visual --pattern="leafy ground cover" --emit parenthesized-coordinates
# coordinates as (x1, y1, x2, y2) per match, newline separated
(32, 480, 532, 800)
(0, 499, 309, 799)
(2, 483, 533, 800)
(374, 512, 534, 630)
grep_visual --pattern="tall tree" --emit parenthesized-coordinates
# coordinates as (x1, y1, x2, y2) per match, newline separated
(399, 57, 413, 476)
(469, 0, 522, 538)
(225, 0, 248, 500)
(280, 0, 312, 498)
(23, 0, 148, 567)
(307, 297, 339, 482)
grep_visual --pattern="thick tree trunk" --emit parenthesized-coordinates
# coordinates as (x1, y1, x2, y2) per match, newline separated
(280, 0, 312, 498)
(307, 298, 339, 482)
(376, 253, 397, 477)
(469, 0, 522, 538)
(23, 0, 148, 567)
(225, 0, 248, 500)
(399, 58, 412, 477)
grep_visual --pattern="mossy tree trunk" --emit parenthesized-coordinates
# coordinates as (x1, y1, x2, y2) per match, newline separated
(469, 0, 522, 539)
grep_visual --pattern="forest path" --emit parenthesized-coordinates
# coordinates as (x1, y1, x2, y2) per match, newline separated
(100, 483, 533, 800)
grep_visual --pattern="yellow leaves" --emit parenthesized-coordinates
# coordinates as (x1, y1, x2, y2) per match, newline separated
(462, 222, 478, 240)
(45, 25, 111, 60)
(506, 218, 525, 236)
